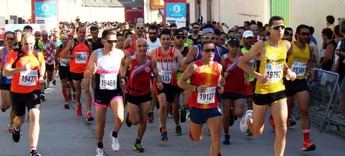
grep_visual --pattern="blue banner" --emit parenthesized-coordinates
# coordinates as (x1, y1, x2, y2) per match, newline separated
(166, 3, 186, 28)
(166, 3, 186, 18)
(35, 2, 57, 18)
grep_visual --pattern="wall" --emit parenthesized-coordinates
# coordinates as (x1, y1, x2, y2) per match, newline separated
(58, 0, 125, 22)
(290, 0, 345, 46)
(0, 0, 31, 22)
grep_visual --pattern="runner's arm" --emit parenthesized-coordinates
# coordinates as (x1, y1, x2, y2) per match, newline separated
(84, 52, 96, 78)
(238, 41, 263, 79)
(61, 40, 75, 58)
(182, 46, 197, 69)
(177, 63, 197, 91)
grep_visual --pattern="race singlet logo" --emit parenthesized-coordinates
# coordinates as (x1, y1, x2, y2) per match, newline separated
(291, 61, 307, 77)
(19, 70, 38, 86)
(100, 73, 117, 90)
(159, 70, 172, 84)
(197, 86, 216, 104)
(265, 63, 283, 83)
(75, 52, 88, 64)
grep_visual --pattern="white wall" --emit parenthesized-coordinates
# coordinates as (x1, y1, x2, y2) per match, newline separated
(217, 0, 270, 27)
(58, 0, 125, 22)
(0, 0, 31, 21)
(290, 0, 345, 46)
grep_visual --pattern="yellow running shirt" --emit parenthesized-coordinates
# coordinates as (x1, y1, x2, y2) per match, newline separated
(255, 41, 287, 94)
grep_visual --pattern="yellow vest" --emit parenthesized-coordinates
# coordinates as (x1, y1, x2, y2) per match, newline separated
(287, 42, 310, 80)
(255, 40, 286, 94)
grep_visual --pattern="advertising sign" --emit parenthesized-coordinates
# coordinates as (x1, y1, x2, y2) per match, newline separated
(165, 3, 186, 28)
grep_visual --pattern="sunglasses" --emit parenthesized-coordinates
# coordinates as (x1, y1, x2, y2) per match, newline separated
(6, 37, 15, 41)
(272, 25, 285, 30)
(203, 36, 216, 40)
(203, 48, 215, 53)
(193, 27, 200, 29)
(107, 40, 117, 44)
(176, 36, 186, 40)
(300, 32, 310, 36)
(136, 27, 144, 30)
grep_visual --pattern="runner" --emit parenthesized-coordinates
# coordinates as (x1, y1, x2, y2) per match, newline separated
(184, 26, 223, 67)
(124, 22, 146, 55)
(241, 30, 255, 110)
(56, 34, 75, 109)
(172, 28, 190, 123)
(83, 30, 126, 156)
(146, 24, 161, 123)
(62, 26, 94, 121)
(41, 30, 56, 88)
(238, 16, 296, 156)
(121, 38, 153, 153)
(178, 40, 224, 156)
(0, 31, 16, 132)
(285, 24, 316, 151)
(148, 29, 184, 142)
(220, 37, 245, 145)
(3, 33, 45, 156)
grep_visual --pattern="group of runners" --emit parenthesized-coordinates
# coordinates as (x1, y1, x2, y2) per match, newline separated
(1, 15, 333, 156)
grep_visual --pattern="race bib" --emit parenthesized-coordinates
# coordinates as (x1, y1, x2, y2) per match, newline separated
(100, 73, 117, 90)
(19, 70, 38, 86)
(75, 52, 88, 64)
(265, 63, 283, 83)
(159, 70, 172, 84)
(291, 61, 307, 77)
(197, 87, 216, 104)
(60, 58, 70, 67)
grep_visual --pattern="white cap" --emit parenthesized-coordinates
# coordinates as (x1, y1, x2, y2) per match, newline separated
(243, 30, 254, 38)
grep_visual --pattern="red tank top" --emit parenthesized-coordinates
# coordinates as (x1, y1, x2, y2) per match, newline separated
(126, 55, 152, 96)
(223, 54, 245, 94)
(155, 47, 178, 86)
(70, 39, 90, 73)
(190, 60, 221, 109)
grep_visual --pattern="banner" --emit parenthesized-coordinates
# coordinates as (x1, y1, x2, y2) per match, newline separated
(33, 0, 58, 25)
(165, 3, 186, 28)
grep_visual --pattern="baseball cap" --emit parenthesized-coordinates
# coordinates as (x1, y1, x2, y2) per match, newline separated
(173, 29, 184, 36)
(242, 30, 254, 38)
(227, 37, 240, 46)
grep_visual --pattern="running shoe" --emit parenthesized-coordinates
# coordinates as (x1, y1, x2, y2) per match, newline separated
(175, 125, 182, 136)
(85, 111, 94, 122)
(96, 148, 104, 156)
(29, 150, 41, 156)
(301, 141, 316, 151)
(12, 127, 20, 143)
(133, 143, 144, 153)
(222, 134, 230, 145)
(111, 136, 120, 151)
(64, 103, 70, 109)
(240, 110, 252, 133)
(52, 80, 56, 85)
(160, 131, 168, 143)
(288, 117, 297, 127)
(76, 103, 82, 117)
(40, 94, 45, 101)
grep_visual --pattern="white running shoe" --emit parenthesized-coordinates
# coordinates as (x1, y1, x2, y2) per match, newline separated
(111, 137, 120, 151)
(240, 110, 253, 133)
(96, 148, 104, 156)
